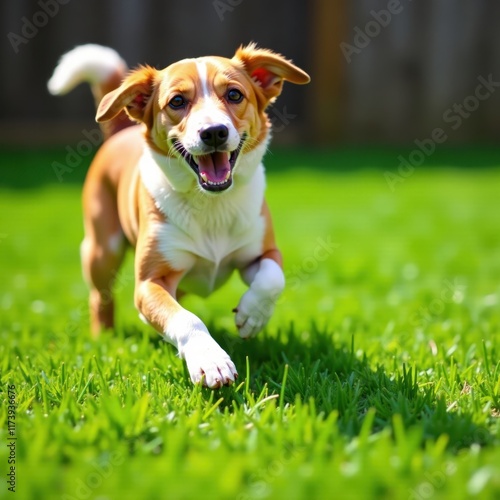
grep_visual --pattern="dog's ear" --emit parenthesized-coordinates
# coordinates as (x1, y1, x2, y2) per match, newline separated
(96, 66, 159, 124)
(233, 43, 310, 104)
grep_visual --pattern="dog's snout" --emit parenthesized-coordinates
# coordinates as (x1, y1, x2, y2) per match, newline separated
(199, 124, 229, 149)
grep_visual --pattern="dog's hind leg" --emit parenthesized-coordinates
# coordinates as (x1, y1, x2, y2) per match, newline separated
(81, 179, 126, 336)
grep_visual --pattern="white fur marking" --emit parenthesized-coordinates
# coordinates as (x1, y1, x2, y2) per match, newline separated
(234, 258, 285, 339)
(47, 44, 126, 95)
(165, 309, 238, 388)
(180, 59, 240, 155)
(138, 143, 269, 297)
(195, 60, 210, 98)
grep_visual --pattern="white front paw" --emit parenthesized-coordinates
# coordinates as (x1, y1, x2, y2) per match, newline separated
(182, 337, 238, 388)
(234, 289, 276, 339)
(165, 309, 237, 388)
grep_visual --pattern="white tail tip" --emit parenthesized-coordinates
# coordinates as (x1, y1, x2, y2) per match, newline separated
(47, 44, 126, 95)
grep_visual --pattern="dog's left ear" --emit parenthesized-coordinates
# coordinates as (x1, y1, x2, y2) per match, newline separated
(96, 65, 159, 124)
(233, 43, 310, 104)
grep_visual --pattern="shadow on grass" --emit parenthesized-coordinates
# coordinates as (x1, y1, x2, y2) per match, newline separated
(211, 323, 493, 453)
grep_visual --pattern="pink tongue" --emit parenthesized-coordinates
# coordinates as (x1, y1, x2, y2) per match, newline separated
(197, 152, 230, 183)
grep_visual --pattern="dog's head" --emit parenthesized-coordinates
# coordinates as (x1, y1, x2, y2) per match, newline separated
(96, 44, 310, 193)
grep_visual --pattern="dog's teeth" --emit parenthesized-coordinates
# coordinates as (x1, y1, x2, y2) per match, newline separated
(200, 171, 231, 186)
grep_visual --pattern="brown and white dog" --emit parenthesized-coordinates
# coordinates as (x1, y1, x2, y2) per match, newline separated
(48, 44, 310, 388)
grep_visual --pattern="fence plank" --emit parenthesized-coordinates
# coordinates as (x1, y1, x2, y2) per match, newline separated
(1, 0, 499, 145)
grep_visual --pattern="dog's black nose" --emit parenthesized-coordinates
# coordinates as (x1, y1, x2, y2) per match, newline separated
(199, 124, 229, 149)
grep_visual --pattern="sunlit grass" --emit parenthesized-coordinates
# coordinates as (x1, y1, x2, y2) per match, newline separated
(1, 147, 499, 499)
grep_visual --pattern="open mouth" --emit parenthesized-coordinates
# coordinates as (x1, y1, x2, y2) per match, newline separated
(173, 135, 246, 192)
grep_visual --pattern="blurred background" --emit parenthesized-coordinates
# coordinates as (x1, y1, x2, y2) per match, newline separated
(1, 0, 500, 147)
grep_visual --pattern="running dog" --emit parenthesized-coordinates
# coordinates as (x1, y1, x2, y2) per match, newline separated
(48, 43, 310, 388)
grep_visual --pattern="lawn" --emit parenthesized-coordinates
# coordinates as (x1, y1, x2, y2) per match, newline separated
(1, 145, 499, 499)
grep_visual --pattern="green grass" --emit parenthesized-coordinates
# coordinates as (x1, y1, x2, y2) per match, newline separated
(1, 146, 500, 499)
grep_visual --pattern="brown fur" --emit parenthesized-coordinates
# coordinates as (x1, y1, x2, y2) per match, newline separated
(79, 46, 309, 385)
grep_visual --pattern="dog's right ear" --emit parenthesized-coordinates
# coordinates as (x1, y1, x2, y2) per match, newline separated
(96, 66, 159, 124)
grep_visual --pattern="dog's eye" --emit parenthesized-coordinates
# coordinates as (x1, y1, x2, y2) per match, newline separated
(169, 95, 186, 109)
(227, 89, 244, 103)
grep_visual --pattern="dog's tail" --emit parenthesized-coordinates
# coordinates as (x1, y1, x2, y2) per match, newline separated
(48, 44, 133, 140)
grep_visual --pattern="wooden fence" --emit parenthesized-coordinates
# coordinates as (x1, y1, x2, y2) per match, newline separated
(1, 0, 499, 145)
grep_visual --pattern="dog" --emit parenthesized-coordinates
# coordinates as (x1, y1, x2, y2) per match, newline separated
(48, 43, 310, 388)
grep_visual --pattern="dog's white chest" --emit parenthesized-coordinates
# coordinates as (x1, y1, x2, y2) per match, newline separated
(140, 150, 267, 296)
(159, 217, 265, 296)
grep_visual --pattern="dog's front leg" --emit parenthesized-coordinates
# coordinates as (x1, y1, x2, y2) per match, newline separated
(234, 254, 285, 339)
(135, 274, 237, 389)
(133, 190, 237, 388)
